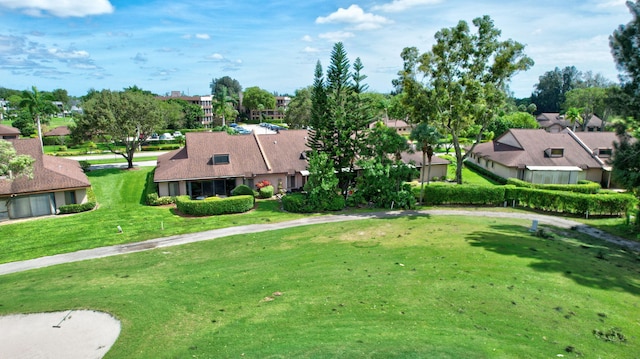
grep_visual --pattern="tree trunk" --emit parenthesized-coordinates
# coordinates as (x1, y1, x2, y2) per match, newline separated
(36, 115, 43, 153)
(419, 150, 426, 204)
(452, 133, 463, 184)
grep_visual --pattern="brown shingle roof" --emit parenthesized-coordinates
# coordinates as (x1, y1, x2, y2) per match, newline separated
(536, 112, 603, 129)
(43, 126, 71, 137)
(0, 124, 20, 136)
(472, 129, 606, 169)
(0, 139, 91, 196)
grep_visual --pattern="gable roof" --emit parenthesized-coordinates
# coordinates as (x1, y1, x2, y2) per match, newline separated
(0, 139, 91, 196)
(44, 126, 71, 137)
(154, 131, 311, 182)
(536, 112, 603, 129)
(0, 124, 20, 136)
(471, 129, 609, 169)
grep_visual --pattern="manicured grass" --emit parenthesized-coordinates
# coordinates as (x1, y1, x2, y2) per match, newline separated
(83, 156, 159, 165)
(0, 216, 637, 357)
(0, 167, 312, 264)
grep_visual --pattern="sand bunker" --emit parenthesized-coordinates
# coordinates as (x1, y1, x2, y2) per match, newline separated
(0, 310, 120, 359)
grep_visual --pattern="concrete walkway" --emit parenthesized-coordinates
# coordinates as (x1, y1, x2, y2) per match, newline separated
(1, 210, 638, 277)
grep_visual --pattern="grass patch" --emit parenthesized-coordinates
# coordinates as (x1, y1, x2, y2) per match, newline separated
(0, 216, 637, 357)
(0, 167, 312, 264)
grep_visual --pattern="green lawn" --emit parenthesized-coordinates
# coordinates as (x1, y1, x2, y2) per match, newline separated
(0, 215, 637, 358)
(0, 167, 312, 264)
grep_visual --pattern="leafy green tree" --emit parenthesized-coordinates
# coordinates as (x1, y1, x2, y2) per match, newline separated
(213, 86, 238, 126)
(76, 90, 166, 168)
(11, 109, 36, 137)
(487, 111, 538, 137)
(401, 16, 533, 184)
(284, 87, 312, 129)
(530, 66, 583, 113)
(410, 123, 442, 203)
(564, 87, 609, 131)
(158, 100, 184, 130)
(0, 139, 34, 180)
(242, 86, 276, 112)
(303, 151, 342, 210)
(610, 0, 640, 115)
(19, 86, 56, 151)
(611, 118, 640, 226)
(355, 122, 416, 209)
(565, 107, 583, 132)
(309, 42, 373, 195)
(210, 76, 242, 98)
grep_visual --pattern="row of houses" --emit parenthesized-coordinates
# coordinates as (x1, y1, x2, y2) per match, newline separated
(0, 114, 627, 221)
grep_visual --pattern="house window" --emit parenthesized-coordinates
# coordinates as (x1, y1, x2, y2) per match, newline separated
(598, 148, 612, 157)
(289, 175, 296, 189)
(168, 182, 180, 196)
(64, 191, 76, 205)
(546, 148, 564, 157)
(213, 154, 229, 165)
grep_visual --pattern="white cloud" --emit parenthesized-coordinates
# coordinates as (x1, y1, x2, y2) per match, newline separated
(304, 46, 320, 53)
(316, 5, 391, 30)
(595, 0, 626, 8)
(0, 0, 114, 17)
(195, 33, 210, 40)
(207, 53, 224, 60)
(372, 0, 442, 13)
(47, 48, 89, 59)
(302, 35, 313, 42)
(318, 31, 355, 42)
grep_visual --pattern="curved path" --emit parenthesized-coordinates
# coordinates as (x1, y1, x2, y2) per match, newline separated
(1, 210, 638, 276)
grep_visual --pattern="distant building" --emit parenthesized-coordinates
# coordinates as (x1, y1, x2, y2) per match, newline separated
(249, 96, 291, 122)
(157, 91, 214, 127)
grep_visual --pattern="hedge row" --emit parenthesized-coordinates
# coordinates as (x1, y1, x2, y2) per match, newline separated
(412, 184, 636, 215)
(412, 184, 506, 206)
(506, 178, 601, 194)
(58, 187, 97, 214)
(505, 186, 636, 216)
(175, 195, 254, 216)
(281, 192, 345, 213)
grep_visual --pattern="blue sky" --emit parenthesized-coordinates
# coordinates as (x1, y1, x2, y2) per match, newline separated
(0, 0, 632, 98)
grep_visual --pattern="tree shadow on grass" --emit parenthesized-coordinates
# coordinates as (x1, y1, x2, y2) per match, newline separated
(466, 224, 640, 296)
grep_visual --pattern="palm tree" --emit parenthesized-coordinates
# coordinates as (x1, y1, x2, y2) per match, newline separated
(410, 123, 442, 204)
(19, 86, 53, 152)
(213, 86, 237, 127)
(565, 107, 583, 132)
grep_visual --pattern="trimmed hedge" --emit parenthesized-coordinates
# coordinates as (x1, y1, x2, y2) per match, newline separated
(175, 195, 254, 216)
(231, 184, 256, 197)
(507, 187, 636, 216)
(259, 185, 274, 199)
(58, 187, 97, 214)
(281, 192, 346, 213)
(412, 184, 506, 206)
(144, 169, 175, 206)
(506, 178, 601, 194)
(412, 183, 636, 216)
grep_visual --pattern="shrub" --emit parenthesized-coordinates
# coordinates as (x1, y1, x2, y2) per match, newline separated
(256, 180, 271, 189)
(412, 184, 505, 206)
(259, 185, 274, 199)
(506, 178, 601, 194)
(58, 201, 96, 214)
(143, 169, 175, 206)
(78, 160, 91, 172)
(281, 192, 345, 213)
(231, 184, 256, 197)
(175, 195, 254, 216)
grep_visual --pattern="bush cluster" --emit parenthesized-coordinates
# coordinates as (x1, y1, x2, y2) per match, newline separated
(144, 169, 175, 205)
(231, 184, 257, 197)
(258, 185, 274, 199)
(411, 183, 636, 216)
(141, 144, 181, 151)
(412, 184, 506, 206)
(281, 192, 345, 213)
(506, 178, 601, 194)
(175, 195, 254, 216)
(58, 201, 96, 214)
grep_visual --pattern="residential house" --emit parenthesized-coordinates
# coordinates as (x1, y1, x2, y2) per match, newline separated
(0, 124, 20, 140)
(401, 150, 450, 181)
(157, 91, 214, 127)
(468, 128, 619, 187)
(44, 126, 71, 137)
(154, 130, 311, 198)
(370, 119, 413, 135)
(536, 112, 604, 132)
(0, 138, 91, 221)
(154, 130, 447, 198)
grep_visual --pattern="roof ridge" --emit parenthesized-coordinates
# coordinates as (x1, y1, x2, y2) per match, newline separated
(252, 132, 271, 172)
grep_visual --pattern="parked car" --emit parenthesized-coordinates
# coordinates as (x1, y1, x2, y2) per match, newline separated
(173, 131, 183, 137)
(159, 133, 174, 140)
